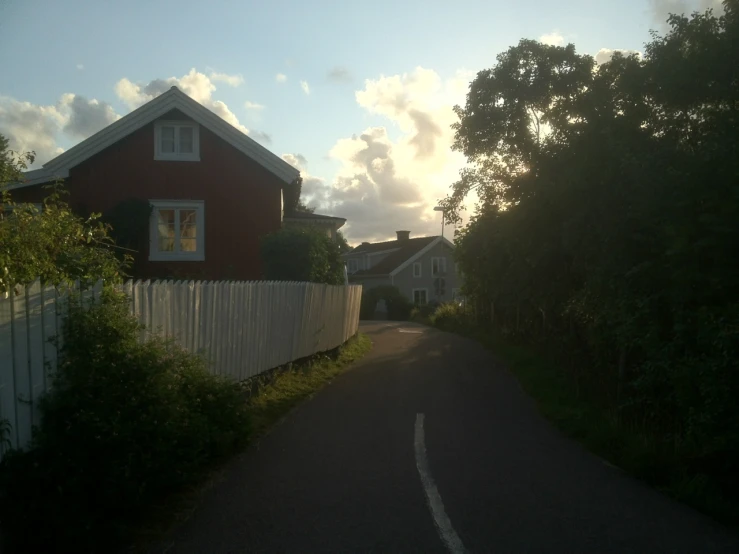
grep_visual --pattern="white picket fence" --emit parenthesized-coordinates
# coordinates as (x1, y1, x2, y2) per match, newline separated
(0, 279, 362, 455)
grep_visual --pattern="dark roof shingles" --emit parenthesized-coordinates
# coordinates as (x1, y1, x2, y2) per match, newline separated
(349, 236, 437, 276)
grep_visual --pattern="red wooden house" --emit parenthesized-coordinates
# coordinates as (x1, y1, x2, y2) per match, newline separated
(8, 86, 301, 281)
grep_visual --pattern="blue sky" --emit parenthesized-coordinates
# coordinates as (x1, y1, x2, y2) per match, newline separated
(0, 0, 720, 242)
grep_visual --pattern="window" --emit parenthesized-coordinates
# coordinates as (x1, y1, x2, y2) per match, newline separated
(431, 257, 447, 275)
(149, 200, 205, 261)
(413, 262, 422, 278)
(347, 259, 359, 273)
(413, 289, 428, 306)
(155, 121, 200, 161)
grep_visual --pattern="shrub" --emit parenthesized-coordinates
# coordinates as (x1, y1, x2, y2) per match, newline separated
(0, 290, 250, 552)
(361, 285, 413, 321)
(430, 302, 471, 332)
(260, 226, 344, 285)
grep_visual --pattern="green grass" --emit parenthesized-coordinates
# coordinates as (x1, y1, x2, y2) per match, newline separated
(247, 333, 372, 439)
(128, 333, 372, 551)
(456, 326, 739, 530)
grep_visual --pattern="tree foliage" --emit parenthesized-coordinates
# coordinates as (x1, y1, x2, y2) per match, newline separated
(260, 226, 345, 285)
(449, 1, 739, 500)
(0, 136, 126, 292)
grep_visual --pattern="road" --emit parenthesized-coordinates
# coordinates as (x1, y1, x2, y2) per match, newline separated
(159, 321, 739, 553)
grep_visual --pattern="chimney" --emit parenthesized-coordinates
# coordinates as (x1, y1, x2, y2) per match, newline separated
(361, 241, 370, 247)
(396, 230, 410, 241)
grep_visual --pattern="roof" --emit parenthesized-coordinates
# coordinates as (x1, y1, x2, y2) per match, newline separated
(345, 235, 454, 277)
(10, 86, 300, 190)
(283, 211, 347, 228)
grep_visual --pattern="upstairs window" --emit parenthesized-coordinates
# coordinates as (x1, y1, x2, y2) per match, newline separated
(155, 121, 200, 161)
(347, 259, 359, 273)
(413, 262, 422, 278)
(149, 200, 205, 261)
(431, 257, 447, 276)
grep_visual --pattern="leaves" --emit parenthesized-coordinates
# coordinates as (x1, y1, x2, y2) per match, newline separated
(450, 0, 739, 492)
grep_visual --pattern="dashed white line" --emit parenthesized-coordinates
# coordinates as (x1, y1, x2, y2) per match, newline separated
(414, 413, 467, 554)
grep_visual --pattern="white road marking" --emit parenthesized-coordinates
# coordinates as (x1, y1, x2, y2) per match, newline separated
(414, 413, 467, 554)
(399, 328, 424, 333)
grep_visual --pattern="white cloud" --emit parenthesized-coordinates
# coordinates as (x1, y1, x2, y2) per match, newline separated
(58, 93, 120, 139)
(281, 153, 325, 210)
(307, 67, 472, 243)
(300, 80, 310, 95)
(0, 97, 66, 166)
(244, 101, 265, 111)
(76, 64, 84, 71)
(539, 31, 565, 46)
(114, 68, 249, 134)
(595, 48, 643, 65)
(209, 72, 244, 87)
(276, 73, 287, 83)
(1, 68, 272, 168)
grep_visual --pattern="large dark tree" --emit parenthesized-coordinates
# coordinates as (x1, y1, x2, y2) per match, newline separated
(449, 0, 739, 502)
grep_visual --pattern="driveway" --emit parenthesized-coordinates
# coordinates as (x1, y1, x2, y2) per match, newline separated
(158, 321, 739, 553)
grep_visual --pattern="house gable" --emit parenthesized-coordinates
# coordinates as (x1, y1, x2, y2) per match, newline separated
(12, 87, 299, 190)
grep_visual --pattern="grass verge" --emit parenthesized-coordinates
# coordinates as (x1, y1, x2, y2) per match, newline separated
(127, 332, 372, 552)
(451, 325, 739, 531)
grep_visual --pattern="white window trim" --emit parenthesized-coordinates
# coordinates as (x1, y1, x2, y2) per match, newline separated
(431, 256, 447, 276)
(149, 200, 205, 261)
(413, 262, 422, 278)
(413, 288, 428, 306)
(154, 121, 200, 161)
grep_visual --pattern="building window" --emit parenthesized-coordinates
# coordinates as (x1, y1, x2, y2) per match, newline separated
(347, 259, 359, 273)
(431, 257, 447, 276)
(154, 121, 200, 161)
(149, 200, 205, 261)
(413, 262, 422, 278)
(1, 203, 42, 219)
(413, 289, 428, 306)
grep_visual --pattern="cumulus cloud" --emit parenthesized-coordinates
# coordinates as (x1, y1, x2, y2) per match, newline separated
(595, 48, 643, 65)
(0, 97, 66, 165)
(539, 31, 565, 46)
(244, 101, 265, 111)
(281, 153, 325, 210)
(300, 80, 310, 95)
(327, 66, 353, 83)
(276, 73, 287, 83)
(1, 68, 273, 168)
(308, 67, 471, 243)
(59, 94, 119, 139)
(114, 68, 249, 133)
(209, 72, 244, 87)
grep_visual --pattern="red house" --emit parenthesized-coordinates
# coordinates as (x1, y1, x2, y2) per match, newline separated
(8, 86, 301, 281)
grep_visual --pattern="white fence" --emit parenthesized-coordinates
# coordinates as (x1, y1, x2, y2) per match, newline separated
(0, 279, 362, 454)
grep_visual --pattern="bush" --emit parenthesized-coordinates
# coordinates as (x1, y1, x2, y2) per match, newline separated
(0, 291, 250, 552)
(360, 285, 413, 321)
(430, 302, 471, 332)
(260, 226, 344, 285)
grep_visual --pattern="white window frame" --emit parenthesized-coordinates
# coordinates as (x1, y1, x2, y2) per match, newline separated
(149, 200, 205, 261)
(413, 288, 428, 306)
(347, 259, 359, 273)
(413, 262, 422, 278)
(154, 121, 200, 161)
(431, 257, 447, 276)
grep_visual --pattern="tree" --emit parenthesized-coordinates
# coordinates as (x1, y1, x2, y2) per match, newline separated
(0, 134, 125, 292)
(448, 1, 739, 504)
(260, 226, 344, 285)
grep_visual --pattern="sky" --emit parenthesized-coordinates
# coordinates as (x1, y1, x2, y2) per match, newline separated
(0, 0, 724, 244)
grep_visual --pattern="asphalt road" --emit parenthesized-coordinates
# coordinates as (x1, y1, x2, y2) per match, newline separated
(159, 322, 739, 553)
